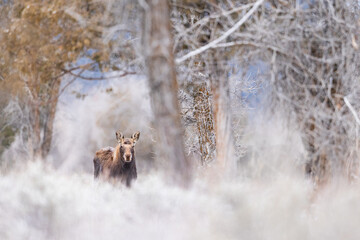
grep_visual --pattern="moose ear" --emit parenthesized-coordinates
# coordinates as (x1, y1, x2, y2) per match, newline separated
(132, 131, 140, 143)
(116, 131, 124, 142)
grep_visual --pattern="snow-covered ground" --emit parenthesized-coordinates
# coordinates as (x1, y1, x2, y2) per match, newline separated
(1, 160, 360, 240)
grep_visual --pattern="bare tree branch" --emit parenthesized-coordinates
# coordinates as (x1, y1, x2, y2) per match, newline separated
(175, 0, 264, 64)
(344, 96, 360, 126)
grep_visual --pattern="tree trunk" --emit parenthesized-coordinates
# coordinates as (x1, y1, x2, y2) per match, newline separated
(142, 0, 191, 186)
(40, 78, 61, 159)
(28, 78, 61, 161)
(30, 98, 42, 160)
(210, 50, 236, 178)
(193, 83, 215, 165)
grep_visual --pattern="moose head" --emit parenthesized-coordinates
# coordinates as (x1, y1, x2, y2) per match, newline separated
(115, 131, 140, 163)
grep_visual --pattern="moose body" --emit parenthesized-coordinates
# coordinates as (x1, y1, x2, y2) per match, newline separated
(93, 131, 140, 187)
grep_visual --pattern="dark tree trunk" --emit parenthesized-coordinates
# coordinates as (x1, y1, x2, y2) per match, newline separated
(142, 0, 191, 186)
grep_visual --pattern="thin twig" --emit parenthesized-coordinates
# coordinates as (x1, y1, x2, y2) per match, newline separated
(57, 69, 86, 99)
(61, 68, 136, 81)
(344, 96, 360, 126)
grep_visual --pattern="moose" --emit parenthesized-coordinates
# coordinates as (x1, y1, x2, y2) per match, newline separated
(93, 130, 140, 187)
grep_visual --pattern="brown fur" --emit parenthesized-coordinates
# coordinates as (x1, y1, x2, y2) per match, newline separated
(93, 131, 140, 187)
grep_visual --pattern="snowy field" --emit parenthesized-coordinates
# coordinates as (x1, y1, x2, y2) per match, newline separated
(1, 161, 360, 240)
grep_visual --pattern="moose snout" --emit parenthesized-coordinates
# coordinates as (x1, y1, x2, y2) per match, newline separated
(124, 154, 132, 162)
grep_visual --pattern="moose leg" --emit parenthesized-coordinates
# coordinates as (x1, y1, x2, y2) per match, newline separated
(93, 158, 101, 178)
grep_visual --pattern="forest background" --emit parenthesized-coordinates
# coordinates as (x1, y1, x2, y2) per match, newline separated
(0, 1, 360, 239)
